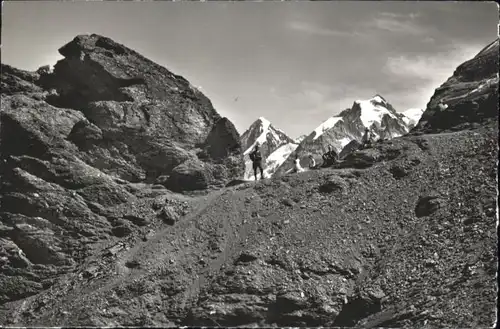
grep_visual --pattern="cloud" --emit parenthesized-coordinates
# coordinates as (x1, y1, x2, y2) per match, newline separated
(287, 12, 428, 42)
(277, 81, 375, 119)
(382, 42, 484, 109)
(383, 43, 482, 82)
(291, 81, 336, 108)
(287, 12, 429, 44)
(287, 21, 360, 37)
(365, 13, 427, 35)
(378, 12, 421, 20)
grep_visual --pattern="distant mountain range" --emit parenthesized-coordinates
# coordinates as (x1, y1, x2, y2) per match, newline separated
(241, 96, 425, 179)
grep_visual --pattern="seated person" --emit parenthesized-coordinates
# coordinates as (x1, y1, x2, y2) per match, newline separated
(308, 155, 316, 169)
(293, 154, 304, 173)
(322, 145, 338, 166)
(328, 148, 338, 162)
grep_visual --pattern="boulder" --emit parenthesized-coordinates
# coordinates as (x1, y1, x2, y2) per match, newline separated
(111, 225, 133, 238)
(159, 206, 180, 226)
(67, 120, 103, 149)
(10, 223, 73, 266)
(415, 193, 444, 218)
(0, 95, 85, 159)
(165, 159, 216, 192)
(338, 149, 382, 169)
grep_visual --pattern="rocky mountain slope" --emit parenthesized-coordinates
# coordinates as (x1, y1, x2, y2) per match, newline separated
(1, 123, 496, 328)
(240, 117, 295, 179)
(0, 37, 497, 328)
(412, 39, 499, 134)
(0, 34, 244, 306)
(274, 95, 420, 176)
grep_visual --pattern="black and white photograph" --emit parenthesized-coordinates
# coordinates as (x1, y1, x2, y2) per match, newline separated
(1, 0, 498, 327)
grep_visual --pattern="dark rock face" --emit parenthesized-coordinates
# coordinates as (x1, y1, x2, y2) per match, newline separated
(53, 34, 242, 184)
(0, 34, 243, 304)
(413, 39, 499, 133)
(205, 118, 243, 160)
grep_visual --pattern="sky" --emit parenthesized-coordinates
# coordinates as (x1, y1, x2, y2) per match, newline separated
(2, 1, 498, 138)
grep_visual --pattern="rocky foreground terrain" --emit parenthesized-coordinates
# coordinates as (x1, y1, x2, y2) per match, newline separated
(0, 35, 498, 327)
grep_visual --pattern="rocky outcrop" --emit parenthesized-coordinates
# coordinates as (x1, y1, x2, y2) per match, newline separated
(0, 34, 244, 304)
(413, 39, 499, 133)
(2, 34, 244, 185)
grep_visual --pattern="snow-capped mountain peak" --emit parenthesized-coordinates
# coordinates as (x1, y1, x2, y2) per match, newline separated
(242, 117, 272, 155)
(256, 116, 271, 127)
(304, 94, 406, 150)
(353, 95, 398, 129)
(273, 94, 417, 176)
(369, 94, 389, 106)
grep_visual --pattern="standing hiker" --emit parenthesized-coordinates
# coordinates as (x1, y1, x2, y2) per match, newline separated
(249, 143, 265, 180)
(361, 128, 372, 149)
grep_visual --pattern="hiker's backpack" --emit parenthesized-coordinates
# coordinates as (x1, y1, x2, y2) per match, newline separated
(249, 152, 255, 161)
(252, 150, 262, 161)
